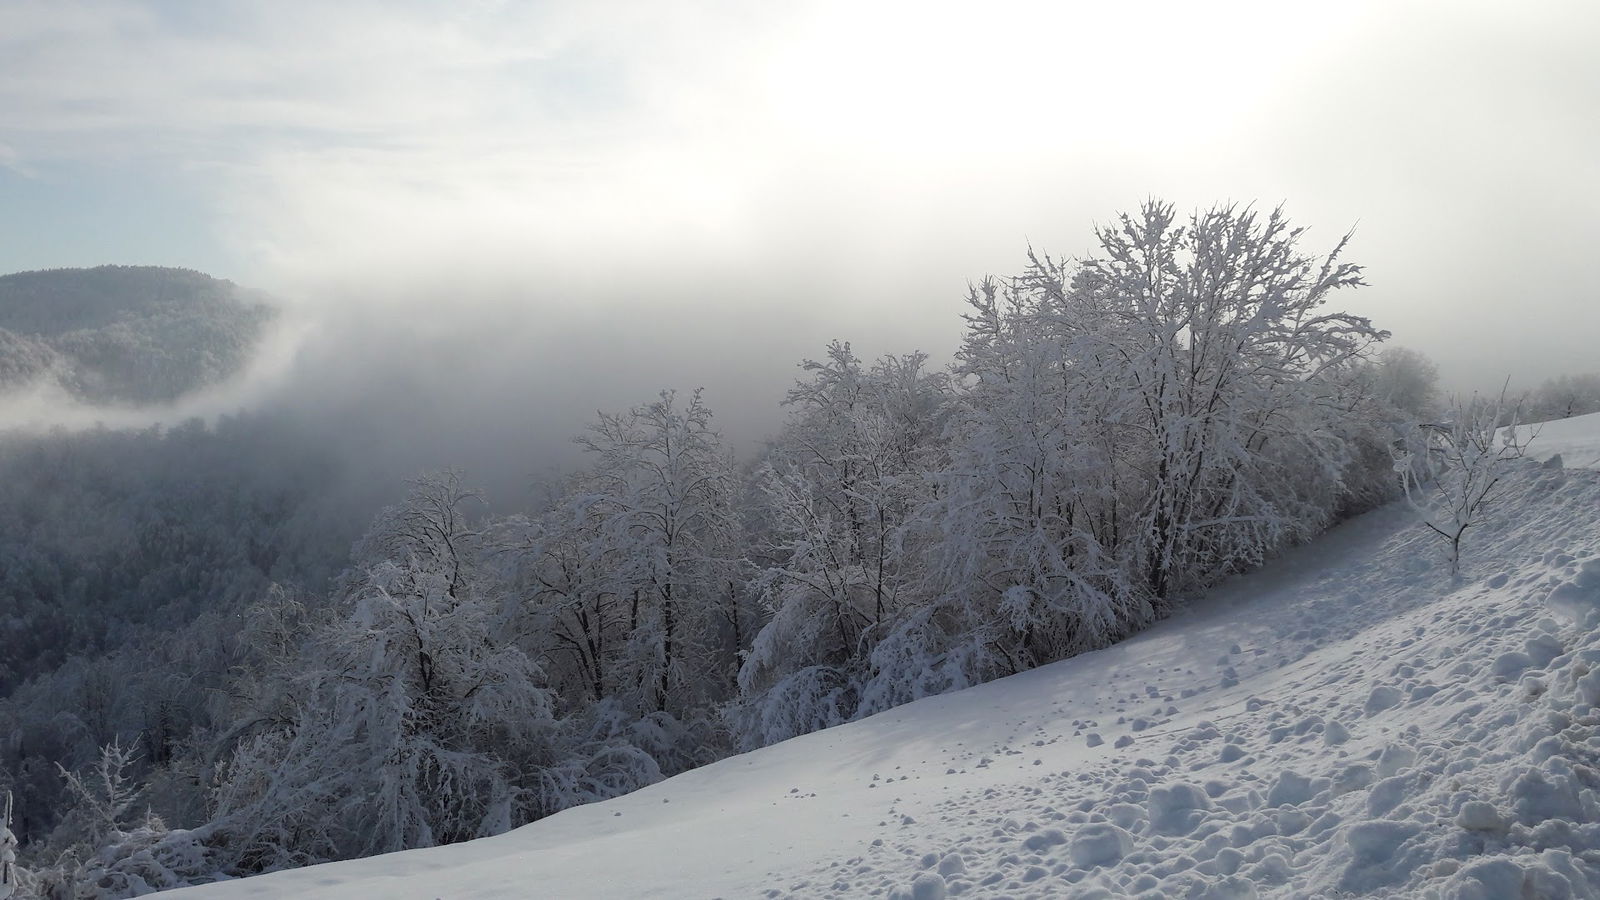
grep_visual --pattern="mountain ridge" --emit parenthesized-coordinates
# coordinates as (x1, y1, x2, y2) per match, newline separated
(0, 265, 276, 406)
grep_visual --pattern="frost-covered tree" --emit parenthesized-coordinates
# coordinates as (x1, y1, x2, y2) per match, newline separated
(55, 742, 142, 852)
(512, 499, 625, 707)
(848, 201, 1386, 716)
(565, 390, 741, 722)
(1328, 345, 1442, 516)
(209, 472, 560, 869)
(504, 488, 723, 780)
(734, 344, 948, 746)
(1395, 389, 1531, 575)
(1066, 202, 1385, 598)
(1370, 346, 1440, 420)
(1528, 372, 1600, 422)
(894, 274, 1151, 698)
(10, 742, 215, 899)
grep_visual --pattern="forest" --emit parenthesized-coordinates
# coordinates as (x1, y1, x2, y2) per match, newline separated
(1, 202, 1594, 897)
(0, 267, 275, 407)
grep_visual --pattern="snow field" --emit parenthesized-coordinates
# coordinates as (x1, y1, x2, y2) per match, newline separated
(165, 458, 1600, 899)
(1512, 409, 1600, 471)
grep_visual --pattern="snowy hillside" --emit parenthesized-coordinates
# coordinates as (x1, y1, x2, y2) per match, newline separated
(1515, 411, 1600, 471)
(167, 458, 1600, 899)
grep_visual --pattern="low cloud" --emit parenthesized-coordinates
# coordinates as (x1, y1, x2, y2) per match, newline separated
(2, 0, 1596, 473)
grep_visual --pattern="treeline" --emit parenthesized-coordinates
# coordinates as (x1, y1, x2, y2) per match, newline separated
(6, 202, 1451, 896)
(1525, 372, 1600, 423)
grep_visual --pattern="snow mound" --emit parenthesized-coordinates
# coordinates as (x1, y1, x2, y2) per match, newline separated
(163, 462, 1600, 899)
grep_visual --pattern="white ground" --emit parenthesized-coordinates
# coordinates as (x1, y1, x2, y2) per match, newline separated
(1514, 410, 1600, 471)
(166, 447, 1600, 898)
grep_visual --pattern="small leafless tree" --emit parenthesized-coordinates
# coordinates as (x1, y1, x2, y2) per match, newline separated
(1394, 387, 1532, 576)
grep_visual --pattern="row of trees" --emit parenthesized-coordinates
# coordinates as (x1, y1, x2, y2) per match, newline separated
(9, 202, 1447, 896)
(1525, 372, 1600, 422)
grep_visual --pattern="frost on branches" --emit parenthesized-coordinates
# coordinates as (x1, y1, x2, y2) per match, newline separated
(208, 472, 562, 868)
(732, 344, 948, 748)
(565, 389, 742, 722)
(737, 201, 1390, 746)
(1395, 390, 1532, 575)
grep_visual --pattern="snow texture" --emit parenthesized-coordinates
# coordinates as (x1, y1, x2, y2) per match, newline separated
(164, 459, 1600, 899)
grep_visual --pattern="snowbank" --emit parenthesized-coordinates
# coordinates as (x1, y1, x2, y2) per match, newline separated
(164, 461, 1600, 899)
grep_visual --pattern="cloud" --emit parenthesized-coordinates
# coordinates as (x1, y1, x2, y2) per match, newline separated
(0, 142, 33, 177)
(0, 310, 311, 432)
(1, 1, 1351, 270)
(3, 0, 1598, 426)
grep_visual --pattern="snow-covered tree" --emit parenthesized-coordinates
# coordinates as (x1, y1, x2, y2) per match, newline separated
(734, 344, 948, 746)
(1528, 372, 1600, 422)
(512, 500, 624, 707)
(908, 273, 1149, 690)
(1395, 389, 1531, 575)
(1065, 202, 1385, 598)
(1369, 346, 1440, 420)
(9, 742, 216, 899)
(564, 390, 741, 722)
(209, 472, 560, 868)
(55, 741, 142, 851)
(854, 202, 1386, 715)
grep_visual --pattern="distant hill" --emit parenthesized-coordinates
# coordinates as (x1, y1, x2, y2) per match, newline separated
(0, 265, 276, 405)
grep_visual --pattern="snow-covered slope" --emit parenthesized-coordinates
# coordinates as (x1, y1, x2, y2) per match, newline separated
(1515, 411, 1600, 471)
(167, 460, 1600, 899)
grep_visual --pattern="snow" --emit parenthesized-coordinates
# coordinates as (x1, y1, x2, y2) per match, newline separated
(164, 457, 1600, 898)
(1512, 410, 1600, 470)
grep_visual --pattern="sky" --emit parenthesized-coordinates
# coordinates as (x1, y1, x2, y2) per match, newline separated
(2, 0, 1598, 455)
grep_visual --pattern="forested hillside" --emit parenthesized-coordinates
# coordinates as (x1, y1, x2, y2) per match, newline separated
(0, 266, 274, 405)
(0, 267, 362, 872)
(0, 416, 369, 856)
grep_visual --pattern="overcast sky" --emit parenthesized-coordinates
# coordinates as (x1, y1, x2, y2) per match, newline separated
(2, 0, 1597, 444)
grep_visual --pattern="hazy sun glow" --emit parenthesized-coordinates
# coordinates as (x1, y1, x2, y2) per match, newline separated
(757, 1, 1349, 158)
